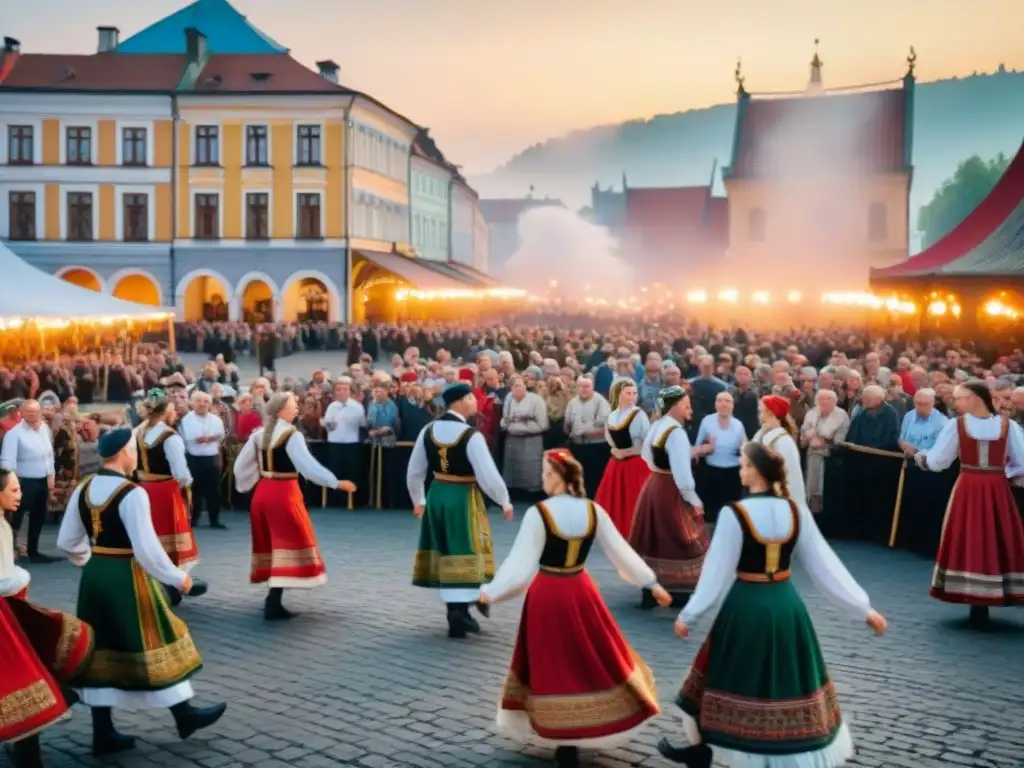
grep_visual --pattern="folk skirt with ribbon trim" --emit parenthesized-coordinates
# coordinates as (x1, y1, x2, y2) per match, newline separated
(595, 456, 650, 538)
(628, 472, 709, 591)
(139, 479, 199, 570)
(250, 478, 327, 588)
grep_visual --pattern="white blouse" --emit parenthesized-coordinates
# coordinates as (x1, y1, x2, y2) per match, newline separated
(137, 423, 193, 487)
(754, 426, 806, 508)
(0, 516, 30, 596)
(923, 413, 1024, 474)
(233, 419, 340, 493)
(57, 474, 189, 590)
(481, 494, 657, 603)
(642, 416, 702, 507)
(605, 406, 650, 451)
(680, 495, 872, 627)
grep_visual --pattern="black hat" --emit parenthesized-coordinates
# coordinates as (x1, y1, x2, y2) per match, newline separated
(442, 382, 473, 407)
(98, 428, 134, 459)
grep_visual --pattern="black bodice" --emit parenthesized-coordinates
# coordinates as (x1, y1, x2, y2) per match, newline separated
(537, 499, 597, 574)
(729, 495, 800, 581)
(425, 414, 475, 478)
(259, 428, 297, 475)
(650, 424, 678, 471)
(137, 429, 173, 477)
(78, 469, 137, 551)
(608, 409, 640, 451)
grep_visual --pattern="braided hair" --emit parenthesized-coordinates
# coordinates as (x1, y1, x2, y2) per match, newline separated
(743, 442, 790, 499)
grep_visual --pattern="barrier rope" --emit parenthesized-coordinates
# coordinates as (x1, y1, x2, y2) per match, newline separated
(835, 441, 908, 548)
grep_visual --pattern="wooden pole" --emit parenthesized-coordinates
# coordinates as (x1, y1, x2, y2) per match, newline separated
(887, 459, 908, 548)
(168, 315, 176, 354)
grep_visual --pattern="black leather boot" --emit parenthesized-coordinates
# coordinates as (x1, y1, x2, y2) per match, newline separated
(554, 746, 579, 767)
(170, 700, 227, 739)
(968, 605, 991, 628)
(91, 706, 136, 757)
(60, 685, 79, 708)
(165, 583, 182, 607)
(7, 735, 43, 768)
(264, 588, 295, 621)
(657, 738, 712, 767)
(462, 604, 481, 634)
(446, 604, 473, 638)
(640, 588, 657, 609)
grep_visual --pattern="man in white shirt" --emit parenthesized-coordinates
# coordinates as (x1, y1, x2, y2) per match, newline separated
(179, 391, 226, 529)
(321, 377, 367, 507)
(0, 400, 58, 562)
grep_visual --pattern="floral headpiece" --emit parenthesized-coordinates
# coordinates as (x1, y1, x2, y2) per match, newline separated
(544, 448, 573, 466)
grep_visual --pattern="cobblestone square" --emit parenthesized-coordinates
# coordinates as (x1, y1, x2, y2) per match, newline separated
(21, 507, 1024, 768)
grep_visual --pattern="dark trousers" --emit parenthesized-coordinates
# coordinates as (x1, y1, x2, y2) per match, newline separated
(187, 454, 222, 526)
(12, 477, 48, 555)
(326, 442, 366, 508)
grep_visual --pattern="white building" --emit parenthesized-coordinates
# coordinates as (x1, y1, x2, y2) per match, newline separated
(410, 130, 451, 262)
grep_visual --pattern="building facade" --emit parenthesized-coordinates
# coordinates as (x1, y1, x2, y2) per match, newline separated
(451, 178, 475, 266)
(472, 204, 490, 274)
(410, 135, 452, 263)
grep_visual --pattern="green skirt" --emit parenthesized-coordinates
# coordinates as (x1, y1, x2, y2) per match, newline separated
(75, 555, 202, 692)
(677, 580, 848, 758)
(412, 480, 495, 589)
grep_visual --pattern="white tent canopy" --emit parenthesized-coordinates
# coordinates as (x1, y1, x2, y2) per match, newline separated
(0, 244, 173, 324)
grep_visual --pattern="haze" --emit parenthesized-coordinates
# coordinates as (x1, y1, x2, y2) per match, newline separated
(7, 0, 1023, 174)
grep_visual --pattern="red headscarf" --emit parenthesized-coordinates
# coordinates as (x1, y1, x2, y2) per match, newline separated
(459, 368, 475, 382)
(399, 372, 418, 383)
(761, 394, 791, 421)
(545, 447, 573, 466)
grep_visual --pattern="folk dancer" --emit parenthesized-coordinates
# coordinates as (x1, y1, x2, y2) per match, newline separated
(0, 399, 59, 562)
(408, 382, 513, 639)
(179, 391, 226, 529)
(134, 390, 198, 608)
(659, 443, 887, 768)
(753, 394, 807, 509)
(480, 449, 669, 768)
(915, 380, 1024, 628)
(595, 380, 651, 537)
(234, 393, 355, 620)
(629, 386, 709, 608)
(1, 468, 95, 768)
(56, 429, 224, 758)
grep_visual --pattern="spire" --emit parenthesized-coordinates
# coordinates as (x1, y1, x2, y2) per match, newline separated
(734, 57, 746, 97)
(905, 45, 917, 80)
(621, 172, 628, 191)
(808, 39, 823, 93)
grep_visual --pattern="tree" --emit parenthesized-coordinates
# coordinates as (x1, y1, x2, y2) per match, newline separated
(917, 153, 1011, 248)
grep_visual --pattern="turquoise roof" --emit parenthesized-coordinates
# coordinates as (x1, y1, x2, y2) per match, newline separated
(118, 0, 288, 55)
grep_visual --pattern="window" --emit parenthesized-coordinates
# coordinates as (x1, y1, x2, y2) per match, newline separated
(8, 192, 36, 240)
(66, 127, 92, 165)
(122, 127, 147, 166)
(67, 192, 93, 241)
(296, 125, 321, 166)
(246, 193, 270, 239)
(868, 202, 888, 243)
(7, 126, 34, 165)
(246, 126, 269, 166)
(123, 194, 149, 241)
(195, 126, 219, 166)
(195, 194, 219, 239)
(748, 207, 766, 242)
(296, 193, 321, 239)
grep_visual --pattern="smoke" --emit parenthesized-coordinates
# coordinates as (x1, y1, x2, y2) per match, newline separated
(503, 207, 633, 302)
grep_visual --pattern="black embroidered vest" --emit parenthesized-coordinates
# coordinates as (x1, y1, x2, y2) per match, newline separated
(425, 414, 475, 478)
(137, 429, 174, 479)
(77, 469, 137, 552)
(728, 496, 800, 582)
(650, 424, 678, 472)
(259, 427, 298, 477)
(537, 499, 597, 574)
(608, 409, 640, 451)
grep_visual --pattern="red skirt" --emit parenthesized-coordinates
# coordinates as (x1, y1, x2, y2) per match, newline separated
(931, 470, 1024, 605)
(595, 456, 651, 538)
(628, 472, 708, 590)
(499, 570, 659, 744)
(140, 479, 198, 569)
(250, 478, 326, 588)
(0, 596, 94, 742)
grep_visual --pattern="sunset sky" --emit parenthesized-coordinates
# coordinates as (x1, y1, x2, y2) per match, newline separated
(7, 0, 1023, 172)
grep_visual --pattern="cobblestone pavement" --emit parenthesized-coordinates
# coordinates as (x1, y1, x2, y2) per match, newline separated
(20, 508, 1024, 768)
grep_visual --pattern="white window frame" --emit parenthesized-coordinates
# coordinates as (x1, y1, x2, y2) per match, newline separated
(115, 185, 157, 243)
(60, 183, 101, 241)
(293, 190, 325, 239)
(0, 120, 43, 165)
(242, 123, 272, 167)
(0, 183, 45, 240)
(191, 189, 224, 240)
(293, 122, 325, 167)
(115, 121, 155, 167)
(191, 123, 223, 166)
(243, 188, 274, 239)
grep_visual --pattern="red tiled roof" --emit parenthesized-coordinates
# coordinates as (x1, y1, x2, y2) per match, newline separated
(729, 88, 908, 178)
(0, 53, 186, 90)
(625, 186, 709, 231)
(192, 53, 341, 93)
(872, 140, 1024, 279)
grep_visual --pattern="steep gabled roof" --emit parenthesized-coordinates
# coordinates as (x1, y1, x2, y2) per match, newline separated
(872, 140, 1024, 280)
(0, 53, 187, 91)
(118, 0, 288, 55)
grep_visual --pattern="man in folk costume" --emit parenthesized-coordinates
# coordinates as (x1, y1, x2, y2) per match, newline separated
(408, 381, 514, 638)
(56, 429, 225, 758)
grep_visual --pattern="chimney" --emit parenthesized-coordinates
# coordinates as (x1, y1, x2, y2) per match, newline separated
(2, 37, 20, 53)
(185, 27, 207, 64)
(97, 26, 119, 53)
(316, 59, 339, 84)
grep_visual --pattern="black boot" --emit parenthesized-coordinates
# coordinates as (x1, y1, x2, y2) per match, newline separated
(170, 700, 227, 740)
(7, 735, 43, 768)
(554, 746, 579, 767)
(165, 583, 183, 607)
(462, 604, 481, 634)
(968, 605, 991, 628)
(60, 685, 79, 708)
(473, 600, 490, 619)
(446, 604, 474, 638)
(657, 738, 712, 767)
(640, 588, 657, 610)
(91, 706, 136, 757)
(264, 588, 295, 621)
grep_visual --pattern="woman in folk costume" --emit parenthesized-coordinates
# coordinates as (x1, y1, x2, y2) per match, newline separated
(629, 386, 710, 608)
(753, 394, 807, 510)
(133, 389, 197, 608)
(1, 469, 95, 768)
(658, 442, 887, 768)
(56, 429, 223, 759)
(480, 449, 670, 768)
(915, 380, 1024, 628)
(234, 392, 355, 621)
(595, 380, 651, 537)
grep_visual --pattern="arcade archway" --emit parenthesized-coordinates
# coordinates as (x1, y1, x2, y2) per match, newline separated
(111, 273, 161, 306)
(180, 271, 230, 322)
(57, 267, 103, 292)
(241, 279, 275, 323)
(281, 271, 339, 322)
